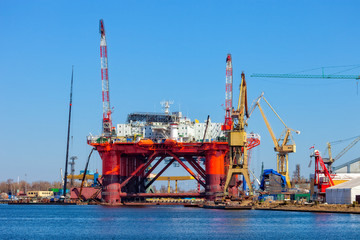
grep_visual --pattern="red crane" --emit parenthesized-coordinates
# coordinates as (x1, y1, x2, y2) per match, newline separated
(99, 19, 112, 137)
(221, 54, 233, 131)
(313, 150, 334, 201)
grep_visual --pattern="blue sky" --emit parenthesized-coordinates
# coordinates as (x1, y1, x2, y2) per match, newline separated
(1, 1, 359, 190)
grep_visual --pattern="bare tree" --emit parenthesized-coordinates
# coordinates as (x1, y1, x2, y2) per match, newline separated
(6, 179, 14, 194)
(159, 185, 167, 193)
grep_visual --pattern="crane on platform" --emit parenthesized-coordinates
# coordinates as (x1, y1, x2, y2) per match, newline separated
(253, 93, 300, 188)
(99, 19, 113, 137)
(221, 54, 233, 131)
(224, 71, 254, 195)
(323, 135, 360, 172)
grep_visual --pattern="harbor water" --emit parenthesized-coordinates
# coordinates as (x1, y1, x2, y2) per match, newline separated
(1, 204, 360, 239)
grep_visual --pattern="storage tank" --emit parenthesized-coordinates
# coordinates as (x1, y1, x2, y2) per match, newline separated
(170, 123, 178, 140)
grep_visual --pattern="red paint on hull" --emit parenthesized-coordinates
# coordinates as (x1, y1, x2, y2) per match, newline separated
(205, 150, 227, 200)
(90, 141, 229, 204)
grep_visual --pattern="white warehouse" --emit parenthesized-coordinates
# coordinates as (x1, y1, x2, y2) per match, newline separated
(326, 178, 360, 204)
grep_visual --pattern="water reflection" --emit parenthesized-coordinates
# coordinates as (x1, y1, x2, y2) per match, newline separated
(1, 205, 360, 239)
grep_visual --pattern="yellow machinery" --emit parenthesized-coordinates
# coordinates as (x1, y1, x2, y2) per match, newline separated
(224, 72, 253, 195)
(255, 93, 300, 188)
(69, 173, 195, 193)
(323, 135, 360, 172)
(67, 174, 100, 180)
(154, 176, 195, 193)
(67, 172, 100, 188)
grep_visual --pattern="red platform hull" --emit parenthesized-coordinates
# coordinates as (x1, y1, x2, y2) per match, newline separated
(89, 140, 229, 204)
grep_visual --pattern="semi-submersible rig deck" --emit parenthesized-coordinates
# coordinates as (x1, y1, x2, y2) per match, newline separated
(86, 20, 260, 204)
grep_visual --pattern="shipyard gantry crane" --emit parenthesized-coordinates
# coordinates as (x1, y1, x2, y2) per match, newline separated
(323, 135, 360, 172)
(224, 72, 253, 195)
(253, 93, 300, 188)
(99, 19, 113, 137)
(221, 54, 233, 131)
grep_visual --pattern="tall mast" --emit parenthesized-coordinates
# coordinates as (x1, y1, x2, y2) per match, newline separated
(100, 19, 112, 137)
(63, 66, 74, 198)
(221, 54, 233, 131)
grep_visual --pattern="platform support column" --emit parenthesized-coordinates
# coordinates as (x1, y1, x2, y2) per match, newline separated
(205, 150, 226, 201)
(101, 150, 121, 204)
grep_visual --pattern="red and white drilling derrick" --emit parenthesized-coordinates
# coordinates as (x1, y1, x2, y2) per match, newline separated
(99, 19, 112, 137)
(221, 54, 233, 131)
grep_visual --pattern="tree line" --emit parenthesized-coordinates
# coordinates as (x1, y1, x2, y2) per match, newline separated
(0, 179, 63, 194)
(0, 179, 199, 195)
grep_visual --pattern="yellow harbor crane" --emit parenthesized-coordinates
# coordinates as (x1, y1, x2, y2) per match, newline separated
(253, 93, 300, 188)
(224, 72, 253, 195)
(323, 135, 360, 172)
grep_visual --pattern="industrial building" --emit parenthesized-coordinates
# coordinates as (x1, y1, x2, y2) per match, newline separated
(116, 108, 225, 142)
(326, 178, 360, 204)
(333, 157, 360, 173)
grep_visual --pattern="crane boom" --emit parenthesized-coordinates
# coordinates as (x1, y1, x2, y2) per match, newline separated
(324, 135, 360, 171)
(99, 19, 112, 137)
(262, 97, 287, 128)
(236, 72, 249, 119)
(63, 67, 74, 198)
(257, 103, 278, 148)
(246, 92, 263, 123)
(252, 94, 299, 188)
(222, 54, 233, 131)
(334, 136, 360, 161)
(251, 73, 360, 79)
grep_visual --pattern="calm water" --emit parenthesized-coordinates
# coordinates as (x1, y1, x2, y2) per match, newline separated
(1, 204, 360, 239)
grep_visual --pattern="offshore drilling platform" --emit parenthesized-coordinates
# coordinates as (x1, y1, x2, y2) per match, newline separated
(87, 19, 260, 205)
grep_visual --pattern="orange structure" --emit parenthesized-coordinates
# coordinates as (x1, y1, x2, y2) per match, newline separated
(90, 23, 259, 204)
(88, 139, 229, 203)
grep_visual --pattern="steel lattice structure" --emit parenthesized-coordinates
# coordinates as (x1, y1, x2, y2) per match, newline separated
(222, 54, 233, 131)
(100, 19, 112, 136)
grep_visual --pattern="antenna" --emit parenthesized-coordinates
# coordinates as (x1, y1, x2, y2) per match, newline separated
(160, 100, 174, 114)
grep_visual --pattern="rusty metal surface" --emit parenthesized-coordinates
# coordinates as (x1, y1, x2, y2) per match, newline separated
(119, 193, 204, 198)
(71, 187, 101, 200)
